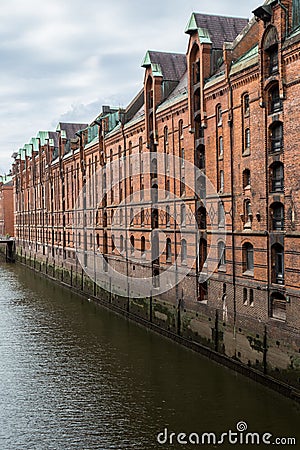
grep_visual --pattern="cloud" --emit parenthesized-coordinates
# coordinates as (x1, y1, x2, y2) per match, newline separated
(0, 0, 259, 173)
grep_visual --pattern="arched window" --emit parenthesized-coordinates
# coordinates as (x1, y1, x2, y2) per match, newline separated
(270, 162, 284, 192)
(269, 121, 283, 152)
(181, 239, 187, 263)
(218, 201, 225, 228)
(271, 244, 284, 284)
(271, 292, 286, 320)
(243, 242, 254, 274)
(152, 183, 158, 204)
(270, 202, 284, 230)
(218, 241, 226, 268)
(166, 205, 170, 227)
(243, 169, 251, 189)
(166, 238, 172, 262)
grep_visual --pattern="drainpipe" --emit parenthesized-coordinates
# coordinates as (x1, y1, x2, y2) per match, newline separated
(228, 80, 237, 339)
(171, 107, 180, 335)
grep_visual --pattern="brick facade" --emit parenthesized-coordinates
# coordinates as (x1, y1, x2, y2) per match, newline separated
(10, 1, 300, 388)
(0, 175, 14, 237)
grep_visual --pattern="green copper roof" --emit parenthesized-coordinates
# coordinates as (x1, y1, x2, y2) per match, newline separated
(185, 13, 198, 34)
(30, 137, 39, 152)
(141, 51, 163, 77)
(197, 27, 212, 44)
(24, 143, 32, 157)
(185, 13, 212, 44)
(232, 44, 258, 65)
(141, 50, 152, 67)
(37, 131, 49, 146)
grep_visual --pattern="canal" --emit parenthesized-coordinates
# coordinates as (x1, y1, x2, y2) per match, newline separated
(0, 261, 299, 449)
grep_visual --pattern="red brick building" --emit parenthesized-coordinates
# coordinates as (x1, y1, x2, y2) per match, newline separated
(11, 1, 300, 388)
(0, 174, 14, 237)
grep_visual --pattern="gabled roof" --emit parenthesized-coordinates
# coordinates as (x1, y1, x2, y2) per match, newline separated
(185, 13, 248, 49)
(56, 122, 88, 140)
(142, 51, 187, 81)
(48, 131, 59, 148)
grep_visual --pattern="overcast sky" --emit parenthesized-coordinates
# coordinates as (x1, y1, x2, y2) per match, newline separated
(0, 0, 260, 173)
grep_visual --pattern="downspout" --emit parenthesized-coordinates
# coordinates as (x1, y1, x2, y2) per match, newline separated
(228, 78, 237, 340)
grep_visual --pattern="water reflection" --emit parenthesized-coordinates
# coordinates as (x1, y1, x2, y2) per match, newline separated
(0, 262, 299, 449)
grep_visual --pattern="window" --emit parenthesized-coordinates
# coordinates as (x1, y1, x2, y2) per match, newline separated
(219, 136, 224, 157)
(269, 85, 282, 114)
(243, 169, 251, 189)
(271, 244, 284, 284)
(166, 238, 172, 262)
(141, 208, 145, 226)
(271, 292, 286, 321)
(130, 208, 134, 226)
(268, 45, 279, 75)
(180, 176, 185, 196)
(141, 236, 146, 258)
(130, 235, 134, 254)
(166, 205, 170, 227)
(217, 104, 222, 125)
(270, 202, 284, 231)
(196, 145, 205, 169)
(218, 241, 226, 268)
(164, 125, 168, 143)
(218, 201, 225, 228)
(181, 239, 187, 264)
(270, 122, 283, 152)
(197, 175, 206, 199)
(198, 238, 207, 272)
(245, 128, 250, 150)
(270, 162, 284, 192)
(249, 289, 254, 307)
(197, 206, 206, 230)
(244, 199, 252, 229)
(243, 243, 254, 274)
(219, 170, 224, 192)
(293, 0, 300, 28)
(243, 94, 250, 116)
(243, 288, 248, 305)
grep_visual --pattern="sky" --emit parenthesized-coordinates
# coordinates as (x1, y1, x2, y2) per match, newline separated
(0, 0, 260, 174)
